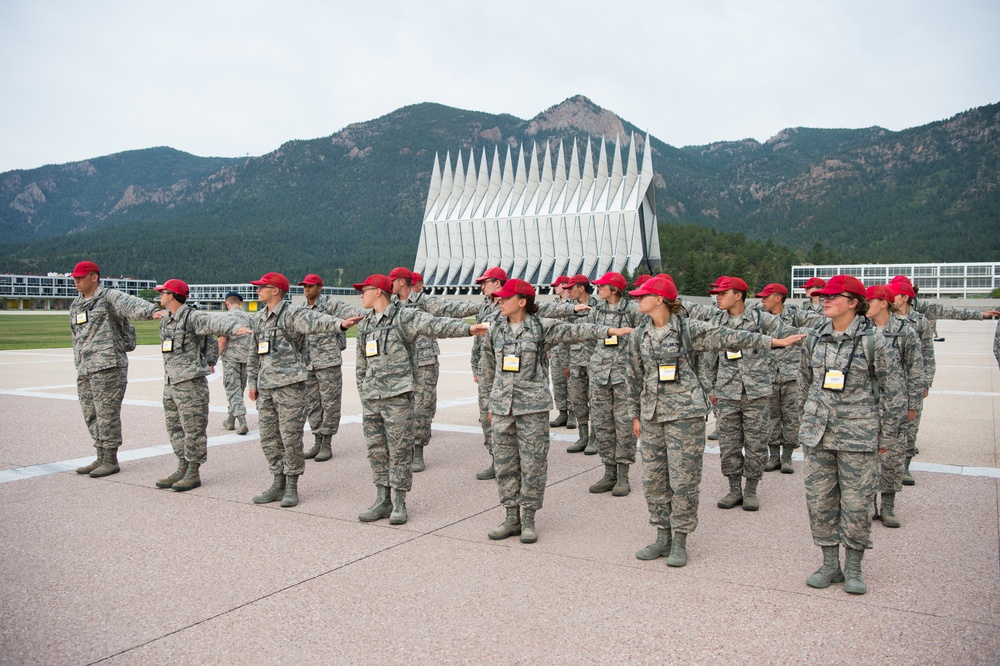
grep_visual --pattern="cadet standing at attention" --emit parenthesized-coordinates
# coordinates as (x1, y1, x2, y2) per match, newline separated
(586, 272, 642, 496)
(353, 274, 487, 525)
(69, 261, 158, 478)
(564, 274, 601, 454)
(298, 273, 365, 463)
(242, 272, 362, 509)
(470, 267, 508, 480)
(627, 275, 805, 567)
(151, 279, 237, 491)
(548, 275, 575, 429)
(800, 275, 905, 595)
(218, 291, 253, 435)
(480, 279, 634, 544)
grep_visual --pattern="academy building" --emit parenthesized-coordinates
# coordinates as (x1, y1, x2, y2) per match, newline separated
(791, 261, 1000, 298)
(413, 135, 661, 294)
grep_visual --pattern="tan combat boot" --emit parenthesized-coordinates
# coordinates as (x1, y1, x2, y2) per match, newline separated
(717, 475, 743, 509)
(222, 413, 235, 431)
(236, 416, 249, 435)
(172, 462, 201, 492)
(280, 474, 299, 507)
(303, 433, 322, 460)
(666, 532, 688, 567)
(611, 463, 630, 496)
(411, 446, 426, 473)
(90, 447, 120, 477)
(588, 464, 617, 493)
(764, 445, 781, 472)
(156, 458, 188, 488)
(488, 506, 521, 540)
(314, 434, 333, 462)
(252, 474, 286, 504)
(807, 545, 844, 588)
(389, 489, 407, 524)
(844, 548, 867, 594)
(780, 445, 794, 474)
(520, 509, 538, 543)
(566, 423, 588, 453)
(76, 447, 103, 475)
(358, 485, 392, 522)
(742, 478, 760, 511)
(635, 528, 671, 560)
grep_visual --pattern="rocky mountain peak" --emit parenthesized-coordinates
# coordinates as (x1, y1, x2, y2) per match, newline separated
(525, 95, 626, 139)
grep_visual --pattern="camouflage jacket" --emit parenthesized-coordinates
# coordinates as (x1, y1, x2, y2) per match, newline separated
(710, 306, 795, 400)
(680, 299, 715, 322)
(394, 292, 478, 367)
(538, 299, 581, 366)
(470, 297, 502, 377)
(770, 303, 824, 383)
(914, 300, 985, 322)
(219, 308, 254, 363)
(902, 309, 935, 388)
(304, 295, 365, 370)
(568, 296, 601, 366)
(247, 301, 347, 390)
(481, 316, 617, 416)
(797, 316, 906, 451)
(585, 298, 642, 386)
(69, 287, 158, 376)
(801, 301, 824, 316)
(159, 306, 232, 385)
(875, 314, 925, 411)
(356, 302, 471, 401)
(627, 316, 777, 423)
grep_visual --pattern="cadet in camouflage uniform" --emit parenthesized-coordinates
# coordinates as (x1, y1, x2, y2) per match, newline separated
(548, 276, 574, 428)
(627, 275, 806, 567)
(480, 279, 635, 544)
(585, 272, 642, 496)
(994, 318, 1000, 369)
(865, 284, 924, 528)
(470, 267, 508, 480)
(801, 277, 827, 315)
(757, 283, 824, 474)
(563, 274, 601, 454)
(69, 261, 158, 478)
(708, 276, 797, 512)
(681, 276, 726, 441)
(218, 292, 253, 435)
(244, 272, 362, 509)
(388, 267, 479, 473)
(354, 274, 487, 525)
(150, 279, 237, 491)
(800, 275, 905, 595)
(299, 274, 365, 463)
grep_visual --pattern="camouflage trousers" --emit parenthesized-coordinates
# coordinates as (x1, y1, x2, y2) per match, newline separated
(257, 382, 307, 477)
(567, 365, 591, 425)
(641, 416, 706, 534)
(362, 392, 414, 492)
(477, 377, 492, 451)
(590, 379, 636, 465)
(804, 445, 877, 551)
(163, 376, 209, 464)
(222, 359, 248, 418)
(412, 362, 439, 449)
(77, 366, 128, 451)
(718, 394, 770, 480)
(767, 379, 800, 450)
(306, 365, 343, 436)
(878, 433, 906, 493)
(550, 348, 569, 411)
(492, 411, 550, 511)
(905, 399, 924, 458)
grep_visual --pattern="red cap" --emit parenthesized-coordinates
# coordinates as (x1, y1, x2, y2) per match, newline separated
(629, 275, 678, 300)
(709, 276, 749, 295)
(411, 272, 423, 283)
(593, 272, 627, 291)
(632, 274, 651, 287)
(889, 281, 916, 299)
(388, 267, 413, 281)
(494, 279, 536, 299)
(803, 277, 827, 289)
(71, 261, 100, 278)
(710, 275, 730, 288)
(815, 275, 866, 299)
(353, 274, 393, 293)
(756, 283, 788, 298)
(866, 284, 895, 302)
(890, 275, 913, 286)
(251, 272, 290, 292)
(154, 279, 190, 298)
(477, 267, 508, 284)
(565, 274, 591, 287)
(298, 274, 323, 287)
(550, 275, 569, 287)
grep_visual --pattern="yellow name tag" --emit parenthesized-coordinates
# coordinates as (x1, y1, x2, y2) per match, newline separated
(257, 340, 270, 355)
(365, 340, 378, 357)
(658, 364, 677, 382)
(161, 339, 173, 353)
(75, 312, 88, 325)
(726, 350, 743, 360)
(604, 335, 618, 346)
(502, 355, 521, 372)
(823, 370, 845, 392)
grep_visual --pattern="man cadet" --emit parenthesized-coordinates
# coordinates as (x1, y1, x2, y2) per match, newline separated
(548, 275, 575, 429)
(151, 279, 237, 491)
(802, 277, 826, 314)
(470, 266, 508, 480)
(70, 260, 158, 478)
(388, 267, 479, 473)
(681, 276, 728, 441)
(756, 283, 823, 474)
(218, 291, 253, 435)
(708, 276, 796, 512)
(354, 274, 487, 525)
(564, 274, 601, 454)
(243, 272, 363, 508)
(298, 273, 365, 463)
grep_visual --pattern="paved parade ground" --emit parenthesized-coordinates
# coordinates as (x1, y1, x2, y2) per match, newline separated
(1, 319, 999, 664)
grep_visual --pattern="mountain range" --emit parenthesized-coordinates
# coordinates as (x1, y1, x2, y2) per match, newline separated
(1, 95, 997, 286)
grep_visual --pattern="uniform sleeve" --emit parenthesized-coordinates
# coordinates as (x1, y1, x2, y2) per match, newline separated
(291, 307, 346, 335)
(538, 318, 612, 353)
(106, 290, 158, 321)
(901, 327, 925, 410)
(681, 300, 714, 321)
(402, 308, 471, 340)
(188, 311, 241, 338)
(422, 295, 479, 319)
(318, 297, 365, 319)
(355, 322, 368, 392)
(202, 331, 219, 367)
(626, 331, 644, 420)
(917, 319, 936, 388)
(536, 301, 577, 319)
(917, 301, 984, 321)
(480, 328, 496, 405)
(687, 319, 773, 354)
(875, 335, 906, 437)
(247, 327, 261, 391)
(797, 338, 814, 413)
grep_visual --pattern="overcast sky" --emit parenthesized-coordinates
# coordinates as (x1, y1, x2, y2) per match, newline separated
(1, 0, 998, 173)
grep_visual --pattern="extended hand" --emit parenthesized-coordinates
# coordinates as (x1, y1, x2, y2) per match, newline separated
(609, 327, 634, 337)
(469, 323, 489, 336)
(772, 333, 807, 348)
(152, 310, 166, 319)
(340, 316, 364, 330)
(236, 327, 253, 336)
